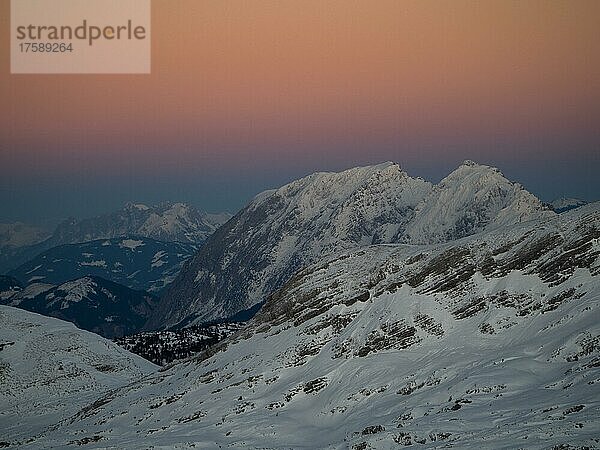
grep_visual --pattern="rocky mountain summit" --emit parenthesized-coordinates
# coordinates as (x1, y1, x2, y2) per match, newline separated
(152, 161, 553, 328)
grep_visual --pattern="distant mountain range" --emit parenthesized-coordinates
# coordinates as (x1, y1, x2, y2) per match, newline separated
(149, 161, 554, 329)
(0, 222, 50, 249)
(0, 202, 231, 344)
(8, 237, 197, 293)
(49, 202, 231, 246)
(0, 276, 157, 339)
(550, 197, 588, 213)
(0, 202, 231, 273)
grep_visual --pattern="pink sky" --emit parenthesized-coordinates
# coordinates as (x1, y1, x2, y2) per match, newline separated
(1, 0, 599, 218)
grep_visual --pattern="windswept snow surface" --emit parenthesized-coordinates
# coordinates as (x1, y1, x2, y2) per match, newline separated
(0, 306, 157, 445)
(14, 203, 600, 449)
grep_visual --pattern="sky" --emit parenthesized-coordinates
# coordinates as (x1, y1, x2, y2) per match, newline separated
(1, 0, 599, 223)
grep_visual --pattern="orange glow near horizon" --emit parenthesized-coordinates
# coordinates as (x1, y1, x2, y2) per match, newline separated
(1, 0, 599, 176)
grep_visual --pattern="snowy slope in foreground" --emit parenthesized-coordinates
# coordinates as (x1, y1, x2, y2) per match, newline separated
(0, 306, 157, 446)
(21, 204, 600, 449)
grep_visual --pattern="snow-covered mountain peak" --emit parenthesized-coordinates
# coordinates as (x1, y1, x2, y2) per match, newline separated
(151, 163, 434, 327)
(270, 162, 400, 201)
(401, 161, 553, 244)
(244, 162, 422, 228)
(154, 201, 190, 213)
(252, 162, 419, 218)
(460, 158, 478, 166)
(156, 162, 554, 327)
(168, 202, 189, 212)
(124, 202, 150, 211)
(444, 160, 503, 182)
(458, 158, 500, 169)
(436, 162, 519, 204)
(153, 161, 558, 327)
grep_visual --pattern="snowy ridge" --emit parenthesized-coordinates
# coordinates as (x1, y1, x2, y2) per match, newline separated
(400, 160, 552, 244)
(152, 161, 553, 328)
(0, 306, 156, 445)
(15, 202, 599, 449)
